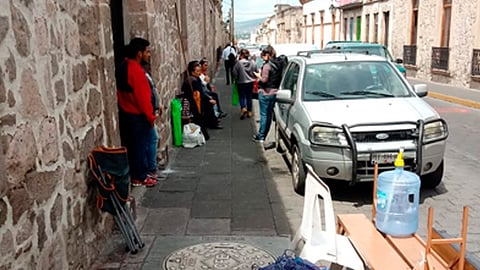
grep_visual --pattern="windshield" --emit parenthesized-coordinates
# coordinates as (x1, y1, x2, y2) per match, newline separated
(302, 61, 413, 101)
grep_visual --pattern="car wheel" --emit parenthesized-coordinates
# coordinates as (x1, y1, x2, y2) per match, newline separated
(291, 144, 306, 195)
(420, 160, 444, 188)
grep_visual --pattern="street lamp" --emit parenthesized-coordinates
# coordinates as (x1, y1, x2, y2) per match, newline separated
(329, 0, 337, 13)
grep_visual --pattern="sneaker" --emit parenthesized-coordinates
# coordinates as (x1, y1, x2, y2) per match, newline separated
(252, 135, 264, 143)
(147, 172, 159, 179)
(131, 179, 143, 187)
(240, 108, 247, 120)
(143, 177, 157, 187)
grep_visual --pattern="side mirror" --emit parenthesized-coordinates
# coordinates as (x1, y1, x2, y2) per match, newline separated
(276, 89, 294, 104)
(395, 58, 404, 64)
(413, 84, 428, 97)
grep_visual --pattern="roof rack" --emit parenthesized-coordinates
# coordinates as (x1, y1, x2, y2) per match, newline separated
(296, 50, 325, 57)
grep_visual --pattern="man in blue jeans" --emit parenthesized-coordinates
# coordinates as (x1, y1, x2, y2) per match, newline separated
(253, 46, 278, 143)
(142, 62, 162, 179)
(116, 38, 158, 187)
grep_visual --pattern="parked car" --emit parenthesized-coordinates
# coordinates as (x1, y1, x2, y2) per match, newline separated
(324, 41, 407, 77)
(274, 52, 448, 195)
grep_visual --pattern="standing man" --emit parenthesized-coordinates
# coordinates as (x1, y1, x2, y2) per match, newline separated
(116, 37, 157, 187)
(142, 61, 162, 180)
(222, 42, 237, 85)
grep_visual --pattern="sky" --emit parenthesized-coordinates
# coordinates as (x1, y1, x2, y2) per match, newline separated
(221, 0, 301, 22)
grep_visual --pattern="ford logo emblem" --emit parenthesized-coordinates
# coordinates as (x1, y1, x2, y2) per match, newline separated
(376, 133, 389, 140)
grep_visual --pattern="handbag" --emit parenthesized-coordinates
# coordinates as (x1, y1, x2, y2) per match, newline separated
(232, 80, 239, 106)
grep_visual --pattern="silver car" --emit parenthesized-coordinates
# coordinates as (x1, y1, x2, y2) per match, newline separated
(274, 53, 448, 195)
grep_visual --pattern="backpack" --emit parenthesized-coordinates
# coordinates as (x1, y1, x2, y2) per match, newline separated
(268, 55, 288, 88)
(228, 47, 236, 62)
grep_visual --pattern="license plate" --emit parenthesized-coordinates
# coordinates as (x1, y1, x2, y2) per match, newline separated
(370, 152, 397, 164)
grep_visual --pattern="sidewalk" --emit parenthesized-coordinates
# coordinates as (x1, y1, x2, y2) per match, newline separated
(92, 67, 294, 270)
(92, 70, 480, 269)
(409, 78, 480, 109)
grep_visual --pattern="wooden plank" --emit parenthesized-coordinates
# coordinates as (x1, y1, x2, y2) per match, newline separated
(386, 235, 447, 269)
(337, 213, 411, 270)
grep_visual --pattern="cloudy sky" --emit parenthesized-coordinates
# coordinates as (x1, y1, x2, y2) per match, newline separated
(222, 0, 301, 22)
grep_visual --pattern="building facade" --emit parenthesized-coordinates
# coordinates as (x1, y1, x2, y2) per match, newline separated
(275, 4, 304, 44)
(0, 0, 227, 268)
(392, 0, 480, 89)
(300, 0, 341, 48)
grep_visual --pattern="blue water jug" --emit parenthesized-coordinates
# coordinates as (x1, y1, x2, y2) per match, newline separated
(375, 149, 421, 237)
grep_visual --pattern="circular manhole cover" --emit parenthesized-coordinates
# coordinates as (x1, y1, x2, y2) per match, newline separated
(163, 242, 275, 270)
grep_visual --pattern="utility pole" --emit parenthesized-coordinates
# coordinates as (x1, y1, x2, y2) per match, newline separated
(231, 0, 234, 42)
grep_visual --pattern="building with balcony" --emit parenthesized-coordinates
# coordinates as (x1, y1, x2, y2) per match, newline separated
(275, 4, 304, 44)
(392, 0, 480, 89)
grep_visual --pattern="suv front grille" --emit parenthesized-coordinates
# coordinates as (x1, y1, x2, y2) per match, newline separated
(352, 129, 416, 143)
(356, 158, 416, 177)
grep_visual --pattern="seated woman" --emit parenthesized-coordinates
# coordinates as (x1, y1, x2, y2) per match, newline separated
(180, 61, 220, 140)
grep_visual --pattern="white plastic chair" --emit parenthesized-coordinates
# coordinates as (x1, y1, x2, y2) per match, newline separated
(290, 164, 365, 270)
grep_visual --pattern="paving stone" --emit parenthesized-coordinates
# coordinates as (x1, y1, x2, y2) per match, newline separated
(141, 208, 189, 235)
(141, 191, 194, 208)
(186, 218, 231, 235)
(191, 200, 231, 218)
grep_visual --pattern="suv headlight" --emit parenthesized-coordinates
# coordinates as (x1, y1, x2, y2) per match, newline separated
(423, 120, 448, 143)
(309, 125, 349, 147)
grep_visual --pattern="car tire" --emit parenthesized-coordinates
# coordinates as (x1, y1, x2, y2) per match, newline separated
(291, 144, 306, 195)
(420, 160, 444, 188)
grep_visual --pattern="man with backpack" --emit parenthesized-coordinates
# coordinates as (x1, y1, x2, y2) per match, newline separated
(253, 45, 287, 143)
(222, 42, 237, 85)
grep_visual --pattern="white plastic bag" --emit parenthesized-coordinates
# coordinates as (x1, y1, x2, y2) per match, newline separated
(182, 123, 206, 148)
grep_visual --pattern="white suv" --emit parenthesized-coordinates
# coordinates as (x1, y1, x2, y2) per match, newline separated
(274, 53, 448, 195)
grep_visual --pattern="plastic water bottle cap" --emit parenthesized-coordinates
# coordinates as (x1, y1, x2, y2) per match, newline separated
(394, 149, 405, 167)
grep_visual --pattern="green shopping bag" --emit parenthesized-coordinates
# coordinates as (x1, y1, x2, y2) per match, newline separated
(171, 98, 182, 146)
(232, 80, 239, 106)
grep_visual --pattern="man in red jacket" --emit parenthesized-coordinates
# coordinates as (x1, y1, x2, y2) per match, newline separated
(116, 38, 157, 187)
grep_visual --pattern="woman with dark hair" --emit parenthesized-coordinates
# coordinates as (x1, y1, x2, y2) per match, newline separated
(180, 61, 220, 140)
(232, 49, 259, 119)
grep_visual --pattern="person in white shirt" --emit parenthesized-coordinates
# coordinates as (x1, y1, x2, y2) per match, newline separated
(222, 43, 237, 85)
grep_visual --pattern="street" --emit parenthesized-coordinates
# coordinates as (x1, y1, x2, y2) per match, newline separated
(262, 96, 480, 261)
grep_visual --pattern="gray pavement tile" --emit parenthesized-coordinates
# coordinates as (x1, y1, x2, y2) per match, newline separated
(125, 235, 156, 264)
(141, 208, 189, 235)
(157, 178, 198, 192)
(231, 210, 276, 232)
(141, 191, 194, 208)
(198, 174, 231, 183)
(191, 200, 231, 218)
(186, 218, 231, 235)
(195, 189, 232, 201)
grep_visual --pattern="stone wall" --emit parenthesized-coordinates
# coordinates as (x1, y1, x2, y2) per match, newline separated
(391, 0, 480, 88)
(0, 0, 227, 268)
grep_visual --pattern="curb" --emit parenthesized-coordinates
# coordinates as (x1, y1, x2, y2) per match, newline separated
(428, 91, 480, 110)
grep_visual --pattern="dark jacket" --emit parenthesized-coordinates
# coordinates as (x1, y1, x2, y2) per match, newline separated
(232, 59, 258, 84)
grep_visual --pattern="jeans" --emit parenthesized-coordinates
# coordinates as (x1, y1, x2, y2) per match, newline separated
(257, 92, 276, 140)
(118, 110, 150, 181)
(146, 124, 159, 173)
(224, 62, 233, 85)
(238, 82, 254, 111)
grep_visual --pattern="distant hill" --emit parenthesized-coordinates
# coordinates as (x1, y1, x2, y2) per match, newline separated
(235, 18, 266, 34)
